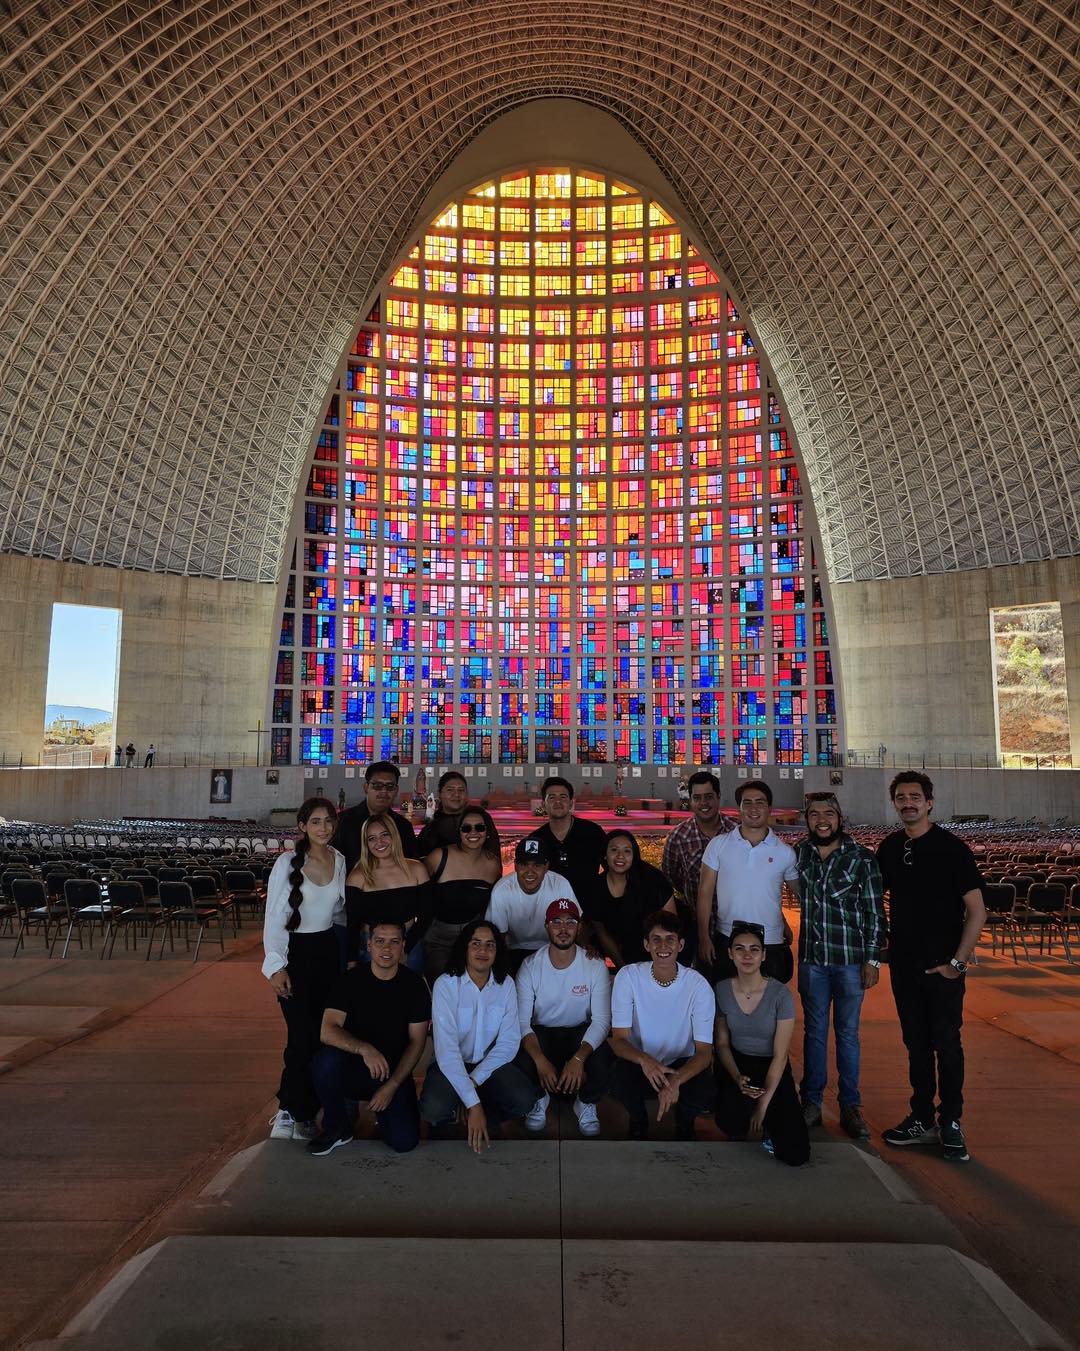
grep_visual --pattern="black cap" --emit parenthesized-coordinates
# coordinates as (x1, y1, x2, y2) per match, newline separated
(515, 837, 550, 864)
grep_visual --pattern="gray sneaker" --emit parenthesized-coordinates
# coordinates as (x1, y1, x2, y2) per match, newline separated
(802, 1100, 822, 1128)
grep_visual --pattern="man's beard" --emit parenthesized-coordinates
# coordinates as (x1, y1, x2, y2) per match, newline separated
(812, 826, 842, 846)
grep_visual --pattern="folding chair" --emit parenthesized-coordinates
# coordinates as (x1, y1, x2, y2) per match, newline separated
(102, 880, 173, 960)
(159, 881, 225, 962)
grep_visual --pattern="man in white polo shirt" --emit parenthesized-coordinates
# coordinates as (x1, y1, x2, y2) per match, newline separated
(487, 837, 579, 973)
(516, 897, 614, 1138)
(610, 910, 716, 1140)
(696, 778, 800, 983)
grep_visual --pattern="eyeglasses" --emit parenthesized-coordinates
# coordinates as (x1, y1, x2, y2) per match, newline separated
(460, 824, 486, 834)
(368, 781, 397, 792)
(903, 838, 914, 867)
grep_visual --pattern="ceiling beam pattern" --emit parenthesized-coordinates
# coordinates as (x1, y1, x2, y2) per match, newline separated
(0, 0, 1077, 584)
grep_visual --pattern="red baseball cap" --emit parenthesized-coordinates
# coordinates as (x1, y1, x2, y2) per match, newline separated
(545, 898, 581, 922)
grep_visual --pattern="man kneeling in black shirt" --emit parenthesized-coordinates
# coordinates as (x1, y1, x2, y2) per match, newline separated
(309, 920, 431, 1155)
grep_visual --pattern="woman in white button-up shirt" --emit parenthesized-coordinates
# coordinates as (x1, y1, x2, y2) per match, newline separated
(262, 797, 346, 1142)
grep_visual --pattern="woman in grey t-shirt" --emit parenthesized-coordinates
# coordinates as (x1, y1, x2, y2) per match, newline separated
(714, 922, 810, 1165)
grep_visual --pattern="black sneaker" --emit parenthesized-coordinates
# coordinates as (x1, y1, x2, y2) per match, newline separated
(940, 1120, 970, 1162)
(628, 1114, 648, 1140)
(882, 1114, 940, 1147)
(307, 1131, 352, 1158)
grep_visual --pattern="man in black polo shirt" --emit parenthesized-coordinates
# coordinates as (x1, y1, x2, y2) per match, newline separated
(876, 772, 986, 1163)
(528, 776, 606, 901)
(309, 919, 431, 1155)
(336, 761, 418, 870)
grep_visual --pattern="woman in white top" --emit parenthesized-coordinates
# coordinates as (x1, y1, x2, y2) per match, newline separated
(263, 797, 346, 1142)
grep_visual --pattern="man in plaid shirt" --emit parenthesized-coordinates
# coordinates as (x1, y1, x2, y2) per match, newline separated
(661, 771, 731, 965)
(795, 792, 886, 1140)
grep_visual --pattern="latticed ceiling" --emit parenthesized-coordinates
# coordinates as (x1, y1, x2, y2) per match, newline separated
(1, 1, 1077, 585)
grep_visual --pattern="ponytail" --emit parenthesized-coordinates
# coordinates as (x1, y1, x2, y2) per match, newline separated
(285, 833, 310, 932)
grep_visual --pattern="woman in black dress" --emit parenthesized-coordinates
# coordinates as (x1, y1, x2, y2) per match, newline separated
(422, 806, 503, 982)
(345, 813, 432, 972)
(584, 828, 678, 968)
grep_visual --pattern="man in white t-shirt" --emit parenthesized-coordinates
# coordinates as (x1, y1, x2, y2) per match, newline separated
(516, 898, 614, 1138)
(610, 910, 716, 1140)
(487, 837, 579, 973)
(697, 778, 800, 983)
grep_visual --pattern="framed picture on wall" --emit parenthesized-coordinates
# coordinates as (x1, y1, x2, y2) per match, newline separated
(210, 768, 233, 803)
(266, 769, 279, 786)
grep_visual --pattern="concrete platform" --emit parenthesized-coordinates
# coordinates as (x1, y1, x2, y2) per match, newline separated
(32, 1236, 1067, 1351)
(558, 1140, 968, 1246)
(174, 1138, 965, 1249)
(563, 1240, 1069, 1351)
(175, 1138, 562, 1237)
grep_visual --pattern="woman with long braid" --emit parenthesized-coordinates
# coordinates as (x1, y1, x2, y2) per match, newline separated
(263, 797, 345, 1141)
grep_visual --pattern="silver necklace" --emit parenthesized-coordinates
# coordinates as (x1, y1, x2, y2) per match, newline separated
(651, 966, 678, 988)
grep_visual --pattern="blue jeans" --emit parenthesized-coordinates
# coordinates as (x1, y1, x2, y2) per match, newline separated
(313, 1046, 420, 1152)
(797, 961, 865, 1107)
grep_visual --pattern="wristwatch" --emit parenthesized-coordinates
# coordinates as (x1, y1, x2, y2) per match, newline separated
(866, 959, 881, 969)
(949, 957, 968, 975)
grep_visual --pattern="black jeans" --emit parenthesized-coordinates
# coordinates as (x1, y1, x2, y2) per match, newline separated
(715, 1051, 810, 1166)
(418, 1058, 536, 1126)
(610, 1055, 716, 1132)
(890, 964, 965, 1123)
(517, 1023, 616, 1104)
(312, 1045, 420, 1152)
(276, 928, 340, 1122)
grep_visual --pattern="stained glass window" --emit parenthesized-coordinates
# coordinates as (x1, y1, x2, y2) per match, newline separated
(271, 168, 842, 767)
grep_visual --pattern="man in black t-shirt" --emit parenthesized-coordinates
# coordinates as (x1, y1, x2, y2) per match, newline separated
(336, 762, 418, 870)
(876, 772, 986, 1163)
(528, 776, 606, 901)
(309, 920, 431, 1155)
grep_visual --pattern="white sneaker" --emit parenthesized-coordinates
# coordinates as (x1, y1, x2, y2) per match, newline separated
(573, 1097, 601, 1137)
(291, 1119, 318, 1142)
(269, 1109, 294, 1140)
(525, 1092, 550, 1132)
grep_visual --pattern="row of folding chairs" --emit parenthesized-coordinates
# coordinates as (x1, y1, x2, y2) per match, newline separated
(0, 870, 266, 963)
(981, 881, 1080, 964)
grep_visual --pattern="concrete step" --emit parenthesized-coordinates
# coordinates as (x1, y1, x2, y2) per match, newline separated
(171, 1138, 965, 1248)
(38, 1236, 1068, 1351)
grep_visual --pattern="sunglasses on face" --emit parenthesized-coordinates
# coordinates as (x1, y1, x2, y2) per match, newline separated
(460, 823, 486, 834)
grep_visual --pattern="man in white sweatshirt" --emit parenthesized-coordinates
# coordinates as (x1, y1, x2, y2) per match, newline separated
(515, 898, 614, 1137)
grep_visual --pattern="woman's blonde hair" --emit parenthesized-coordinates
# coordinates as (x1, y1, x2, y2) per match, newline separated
(358, 812, 407, 886)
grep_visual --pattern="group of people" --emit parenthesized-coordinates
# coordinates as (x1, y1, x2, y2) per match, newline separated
(113, 741, 154, 767)
(262, 763, 986, 1166)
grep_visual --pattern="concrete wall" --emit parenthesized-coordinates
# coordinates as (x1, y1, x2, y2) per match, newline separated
(3, 762, 1080, 829)
(831, 557, 1080, 765)
(0, 765, 308, 827)
(0, 553, 277, 767)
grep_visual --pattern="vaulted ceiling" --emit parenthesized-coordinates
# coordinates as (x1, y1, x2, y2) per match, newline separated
(1, 1, 1077, 584)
